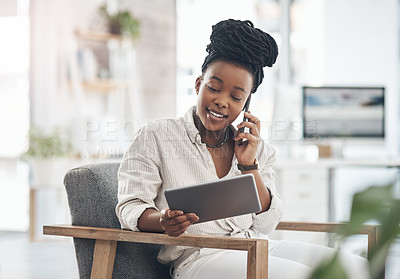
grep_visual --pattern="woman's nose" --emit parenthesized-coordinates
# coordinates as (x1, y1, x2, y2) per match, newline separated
(214, 94, 229, 108)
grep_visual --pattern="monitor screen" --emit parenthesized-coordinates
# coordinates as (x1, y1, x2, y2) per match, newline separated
(303, 86, 385, 139)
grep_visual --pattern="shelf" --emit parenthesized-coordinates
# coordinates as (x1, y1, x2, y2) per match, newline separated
(83, 79, 129, 92)
(75, 29, 125, 42)
(72, 29, 133, 93)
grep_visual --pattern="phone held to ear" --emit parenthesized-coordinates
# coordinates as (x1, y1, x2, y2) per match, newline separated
(238, 96, 251, 146)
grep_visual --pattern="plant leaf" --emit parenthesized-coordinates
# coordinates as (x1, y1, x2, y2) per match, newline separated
(337, 185, 393, 238)
(310, 184, 400, 279)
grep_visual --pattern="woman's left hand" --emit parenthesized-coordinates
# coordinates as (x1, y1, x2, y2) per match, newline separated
(234, 111, 261, 165)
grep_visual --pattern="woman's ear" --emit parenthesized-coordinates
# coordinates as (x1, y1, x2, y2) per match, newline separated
(195, 76, 202, 95)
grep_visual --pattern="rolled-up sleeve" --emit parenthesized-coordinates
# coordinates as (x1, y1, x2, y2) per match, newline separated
(251, 142, 283, 235)
(116, 124, 162, 231)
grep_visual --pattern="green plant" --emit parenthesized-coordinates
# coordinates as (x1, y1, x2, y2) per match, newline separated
(25, 127, 72, 158)
(309, 184, 400, 279)
(99, 5, 140, 39)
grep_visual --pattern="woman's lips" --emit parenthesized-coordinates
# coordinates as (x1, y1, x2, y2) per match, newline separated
(207, 108, 227, 121)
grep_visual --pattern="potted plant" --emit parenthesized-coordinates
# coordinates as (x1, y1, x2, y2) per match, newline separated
(99, 5, 140, 40)
(24, 127, 73, 186)
(310, 184, 400, 279)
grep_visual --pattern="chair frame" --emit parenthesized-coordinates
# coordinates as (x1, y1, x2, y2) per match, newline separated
(43, 221, 380, 279)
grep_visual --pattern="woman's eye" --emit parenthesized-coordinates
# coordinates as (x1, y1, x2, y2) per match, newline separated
(231, 96, 242, 101)
(207, 85, 219, 92)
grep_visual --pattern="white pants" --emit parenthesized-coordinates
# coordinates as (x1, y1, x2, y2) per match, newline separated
(173, 240, 370, 279)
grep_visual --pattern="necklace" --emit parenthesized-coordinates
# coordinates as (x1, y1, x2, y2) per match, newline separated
(204, 129, 229, 148)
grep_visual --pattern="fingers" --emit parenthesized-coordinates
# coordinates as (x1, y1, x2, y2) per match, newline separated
(245, 111, 260, 126)
(236, 121, 260, 137)
(161, 209, 183, 219)
(160, 209, 199, 237)
(238, 112, 260, 132)
(235, 131, 259, 145)
(165, 218, 195, 237)
(235, 112, 261, 144)
(242, 111, 261, 129)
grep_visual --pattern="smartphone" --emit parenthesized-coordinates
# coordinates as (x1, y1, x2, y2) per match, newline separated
(238, 95, 251, 146)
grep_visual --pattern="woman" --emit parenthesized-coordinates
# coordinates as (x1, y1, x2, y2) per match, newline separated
(116, 19, 369, 279)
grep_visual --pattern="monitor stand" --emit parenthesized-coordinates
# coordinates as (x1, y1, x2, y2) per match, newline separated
(317, 144, 332, 158)
(318, 138, 387, 160)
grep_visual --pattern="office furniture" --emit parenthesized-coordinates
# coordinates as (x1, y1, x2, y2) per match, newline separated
(274, 158, 400, 244)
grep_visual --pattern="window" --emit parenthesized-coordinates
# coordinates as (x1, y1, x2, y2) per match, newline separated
(0, 0, 30, 231)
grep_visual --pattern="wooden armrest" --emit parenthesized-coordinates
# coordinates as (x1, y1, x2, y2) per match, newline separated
(44, 225, 261, 250)
(276, 221, 379, 260)
(277, 221, 377, 233)
(43, 225, 268, 279)
(277, 221, 344, 232)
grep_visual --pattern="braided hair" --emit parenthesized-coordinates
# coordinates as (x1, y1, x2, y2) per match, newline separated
(201, 19, 278, 93)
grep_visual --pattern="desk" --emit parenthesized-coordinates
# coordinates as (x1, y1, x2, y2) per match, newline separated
(273, 158, 400, 244)
(276, 158, 400, 169)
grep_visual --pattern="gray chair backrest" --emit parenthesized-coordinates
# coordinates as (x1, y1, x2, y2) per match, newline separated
(64, 162, 171, 279)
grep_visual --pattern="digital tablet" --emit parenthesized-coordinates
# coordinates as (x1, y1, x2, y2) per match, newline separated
(164, 174, 261, 224)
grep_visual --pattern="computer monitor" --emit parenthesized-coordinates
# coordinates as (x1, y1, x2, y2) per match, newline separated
(302, 86, 385, 140)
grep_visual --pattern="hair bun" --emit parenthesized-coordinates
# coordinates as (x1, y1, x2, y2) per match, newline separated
(202, 19, 278, 93)
(206, 19, 278, 68)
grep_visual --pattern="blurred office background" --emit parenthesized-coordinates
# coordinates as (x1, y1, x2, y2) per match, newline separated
(0, 0, 399, 278)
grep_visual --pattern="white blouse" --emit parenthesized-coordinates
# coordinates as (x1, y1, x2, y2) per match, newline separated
(116, 106, 283, 265)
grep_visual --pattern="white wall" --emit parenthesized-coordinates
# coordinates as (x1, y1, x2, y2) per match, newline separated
(322, 0, 399, 156)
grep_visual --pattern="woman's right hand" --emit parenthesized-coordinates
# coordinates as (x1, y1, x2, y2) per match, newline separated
(159, 208, 199, 237)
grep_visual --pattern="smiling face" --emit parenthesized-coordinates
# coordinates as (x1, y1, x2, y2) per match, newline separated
(195, 60, 253, 133)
